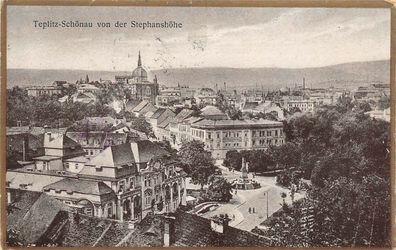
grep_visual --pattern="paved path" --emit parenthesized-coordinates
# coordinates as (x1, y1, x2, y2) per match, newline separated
(201, 163, 305, 231)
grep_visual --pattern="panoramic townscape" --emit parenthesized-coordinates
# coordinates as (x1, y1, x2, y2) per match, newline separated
(5, 6, 391, 248)
(6, 51, 391, 247)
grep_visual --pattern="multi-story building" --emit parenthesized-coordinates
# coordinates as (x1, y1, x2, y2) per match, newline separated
(353, 83, 390, 102)
(284, 99, 316, 112)
(190, 119, 285, 159)
(66, 131, 128, 157)
(6, 136, 187, 223)
(115, 52, 159, 104)
(26, 85, 62, 97)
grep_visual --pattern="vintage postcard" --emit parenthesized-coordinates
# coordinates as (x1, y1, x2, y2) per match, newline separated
(4, 2, 393, 248)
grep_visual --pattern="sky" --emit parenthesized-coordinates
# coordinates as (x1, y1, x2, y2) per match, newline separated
(7, 6, 391, 71)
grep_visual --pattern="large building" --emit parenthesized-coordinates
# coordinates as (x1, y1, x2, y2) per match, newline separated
(190, 119, 285, 159)
(115, 52, 159, 104)
(6, 133, 187, 223)
(26, 82, 65, 97)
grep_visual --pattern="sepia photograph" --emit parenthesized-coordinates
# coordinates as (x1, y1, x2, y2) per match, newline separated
(4, 3, 392, 248)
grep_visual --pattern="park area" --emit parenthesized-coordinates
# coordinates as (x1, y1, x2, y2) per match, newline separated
(188, 163, 305, 231)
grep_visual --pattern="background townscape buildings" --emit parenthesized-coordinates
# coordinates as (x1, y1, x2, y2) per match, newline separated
(5, 6, 391, 248)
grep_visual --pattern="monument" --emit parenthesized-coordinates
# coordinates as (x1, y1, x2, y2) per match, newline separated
(232, 157, 261, 190)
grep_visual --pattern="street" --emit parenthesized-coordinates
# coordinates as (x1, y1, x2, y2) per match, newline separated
(197, 163, 305, 231)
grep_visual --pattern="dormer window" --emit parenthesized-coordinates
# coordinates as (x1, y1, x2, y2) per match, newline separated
(95, 166, 103, 172)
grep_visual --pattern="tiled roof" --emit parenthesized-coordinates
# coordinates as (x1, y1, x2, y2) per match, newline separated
(51, 211, 130, 247)
(133, 100, 149, 112)
(43, 178, 113, 196)
(111, 143, 137, 166)
(121, 214, 164, 247)
(66, 131, 128, 149)
(125, 100, 141, 112)
(157, 116, 173, 129)
(7, 189, 69, 245)
(134, 140, 169, 163)
(182, 116, 203, 125)
(172, 210, 274, 247)
(151, 108, 167, 119)
(173, 109, 194, 123)
(85, 140, 168, 169)
(139, 102, 157, 115)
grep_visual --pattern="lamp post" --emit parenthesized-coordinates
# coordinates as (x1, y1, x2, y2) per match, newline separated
(264, 190, 269, 219)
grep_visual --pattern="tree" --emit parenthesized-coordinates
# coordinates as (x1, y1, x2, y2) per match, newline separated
(377, 95, 390, 110)
(178, 140, 216, 189)
(205, 175, 233, 202)
(268, 143, 301, 170)
(223, 150, 242, 171)
(129, 116, 154, 137)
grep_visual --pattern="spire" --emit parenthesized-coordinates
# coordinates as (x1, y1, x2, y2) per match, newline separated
(85, 74, 89, 83)
(138, 51, 142, 67)
(154, 75, 158, 84)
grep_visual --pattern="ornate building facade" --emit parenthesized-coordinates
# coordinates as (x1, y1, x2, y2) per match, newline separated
(6, 134, 187, 223)
(115, 52, 159, 104)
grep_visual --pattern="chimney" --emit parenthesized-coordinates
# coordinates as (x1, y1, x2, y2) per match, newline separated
(224, 82, 226, 92)
(303, 77, 306, 89)
(210, 214, 230, 234)
(163, 215, 175, 247)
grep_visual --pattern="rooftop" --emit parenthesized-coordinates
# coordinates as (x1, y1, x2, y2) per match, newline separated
(7, 171, 65, 192)
(43, 178, 113, 196)
(33, 155, 62, 161)
(7, 190, 69, 245)
(191, 118, 283, 130)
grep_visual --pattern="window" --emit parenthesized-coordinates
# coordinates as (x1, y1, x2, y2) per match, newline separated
(75, 163, 79, 169)
(144, 176, 151, 187)
(119, 180, 125, 192)
(129, 177, 135, 189)
(207, 133, 211, 139)
(217, 133, 220, 138)
(65, 163, 69, 169)
(275, 130, 278, 137)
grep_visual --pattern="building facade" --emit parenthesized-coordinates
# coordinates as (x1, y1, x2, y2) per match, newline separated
(6, 138, 187, 224)
(190, 119, 285, 159)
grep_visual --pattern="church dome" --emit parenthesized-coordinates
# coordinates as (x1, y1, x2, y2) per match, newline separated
(131, 51, 148, 81)
(132, 66, 148, 78)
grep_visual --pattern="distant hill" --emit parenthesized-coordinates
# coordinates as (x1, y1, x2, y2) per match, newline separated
(7, 60, 389, 90)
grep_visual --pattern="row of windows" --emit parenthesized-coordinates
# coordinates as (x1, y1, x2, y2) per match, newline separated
(289, 103, 314, 107)
(252, 130, 283, 137)
(252, 139, 283, 146)
(206, 129, 283, 139)
(118, 177, 136, 192)
(192, 129, 205, 139)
